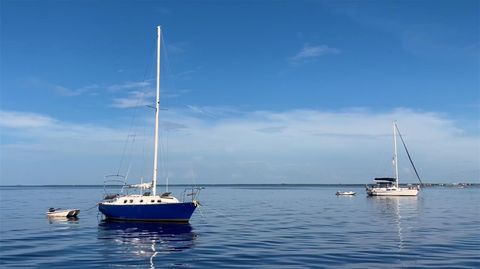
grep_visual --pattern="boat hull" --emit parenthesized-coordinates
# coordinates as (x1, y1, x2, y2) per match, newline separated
(366, 188, 418, 196)
(98, 202, 197, 222)
(47, 209, 80, 218)
(336, 191, 356, 196)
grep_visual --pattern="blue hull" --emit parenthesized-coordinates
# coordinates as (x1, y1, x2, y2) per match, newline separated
(98, 202, 197, 222)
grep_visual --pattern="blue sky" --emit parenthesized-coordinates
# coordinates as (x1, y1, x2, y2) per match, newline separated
(1, 0, 479, 185)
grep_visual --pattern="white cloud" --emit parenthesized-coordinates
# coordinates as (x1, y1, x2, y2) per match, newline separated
(107, 81, 151, 92)
(291, 44, 341, 62)
(48, 80, 150, 96)
(26, 78, 100, 97)
(0, 108, 478, 185)
(109, 81, 185, 108)
(0, 110, 129, 148)
(0, 110, 55, 128)
(53, 84, 100, 96)
(161, 107, 479, 183)
(110, 90, 156, 108)
(166, 41, 190, 56)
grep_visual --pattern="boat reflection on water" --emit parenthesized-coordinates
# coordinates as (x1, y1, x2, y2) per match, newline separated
(98, 221, 197, 268)
(47, 216, 79, 225)
(368, 196, 419, 251)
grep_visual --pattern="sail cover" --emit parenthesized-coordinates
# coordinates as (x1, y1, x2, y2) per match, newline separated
(374, 177, 396, 181)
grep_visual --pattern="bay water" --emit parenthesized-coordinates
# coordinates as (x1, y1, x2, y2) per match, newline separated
(1, 185, 479, 268)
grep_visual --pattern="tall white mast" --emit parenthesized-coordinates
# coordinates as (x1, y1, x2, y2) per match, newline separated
(152, 26, 161, 196)
(393, 121, 399, 188)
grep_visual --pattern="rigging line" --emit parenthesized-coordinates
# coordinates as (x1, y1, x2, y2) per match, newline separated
(395, 124, 424, 186)
(115, 42, 155, 178)
(158, 117, 170, 190)
(196, 206, 208, 223)
(161, 32, 173, 88)
(142, 46, 158, 183)
(166, 126, 170, 190)
(139, 118, 149, 184)
(137, 102, 149, 184)
(129, 46, 156, 180)
(158, 94, 168, 186)
(187, 162, 198, 189)
(163, 38, 172, 189)
(117, 111, 141, 178)
(161, 128, 169, 190)
(159, 124, 166, 186)
(161, 127, 170, 191)
(161, 31, 182, 109)
(116, 91, 145, 178)
(160, 32, 175, 191)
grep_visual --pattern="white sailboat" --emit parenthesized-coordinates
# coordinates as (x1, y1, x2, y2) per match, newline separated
(366, 122, 420, 196)
(98, 26, 200, 222)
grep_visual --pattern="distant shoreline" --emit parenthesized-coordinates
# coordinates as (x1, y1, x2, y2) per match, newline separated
(0, 183, 478, 188)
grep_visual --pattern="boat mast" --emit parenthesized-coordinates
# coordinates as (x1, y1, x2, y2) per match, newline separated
(152, 26, 161, 196)
(393, 121, 399, 188)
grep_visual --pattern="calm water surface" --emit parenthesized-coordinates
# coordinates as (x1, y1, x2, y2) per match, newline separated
(0, 185, 479, 268)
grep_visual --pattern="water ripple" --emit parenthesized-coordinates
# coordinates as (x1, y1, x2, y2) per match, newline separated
(1, 186, 479, 268)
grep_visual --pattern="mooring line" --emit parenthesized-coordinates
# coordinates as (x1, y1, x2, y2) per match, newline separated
(198, 205, 237, 222)
(83, 202, 100, 212)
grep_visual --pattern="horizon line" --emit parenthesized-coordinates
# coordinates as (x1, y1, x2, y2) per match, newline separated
(0, 182, 478, 187)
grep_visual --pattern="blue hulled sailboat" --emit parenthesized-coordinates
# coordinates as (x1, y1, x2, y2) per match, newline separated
(99, 26, 199, 222)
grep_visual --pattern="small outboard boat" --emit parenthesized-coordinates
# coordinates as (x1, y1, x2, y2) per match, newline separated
(336, 191, 356, 196)
(46, 208, 80, 218)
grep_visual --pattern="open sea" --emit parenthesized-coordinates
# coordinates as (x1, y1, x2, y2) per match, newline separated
(0, 185, 479, 268)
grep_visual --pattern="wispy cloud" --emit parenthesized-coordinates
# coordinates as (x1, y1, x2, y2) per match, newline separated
(0, 110, 55, 128)
(52, 80, 152, 96)
(161, 89, 190, 99)
(290, 44, 341, 62)
(323, 1, 477, 59)
(53, 84, 100, 97)
(110, 90, 155, 108)
(0, 110, 126, 141)
(1, 107, 478, 184)
(107, 81, 151, 92)
(110, 88, 183, 109)
(168, 70, 197, 80)
(255, 126, 286, 134)
(166, 41, 190, 56)
(26, 78, 100, 97)
(155, 7, 170, 15)
(0, 109, 130, 164)
(185, 105, 242, 118)
(31, 78, 182, 108)
(162, 107, 479, 183)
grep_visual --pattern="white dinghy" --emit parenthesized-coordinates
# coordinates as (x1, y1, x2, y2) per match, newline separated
(336, 191, 356, 196)
(46, 208, 80, 218)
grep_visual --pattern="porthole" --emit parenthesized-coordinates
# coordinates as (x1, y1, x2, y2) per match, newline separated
(124, 200, 127, 203)
(129, 200, 133, 203)
(151, 200, 155, 203)
(140, 200, 143, 203)
(157, 200, 161, 203)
